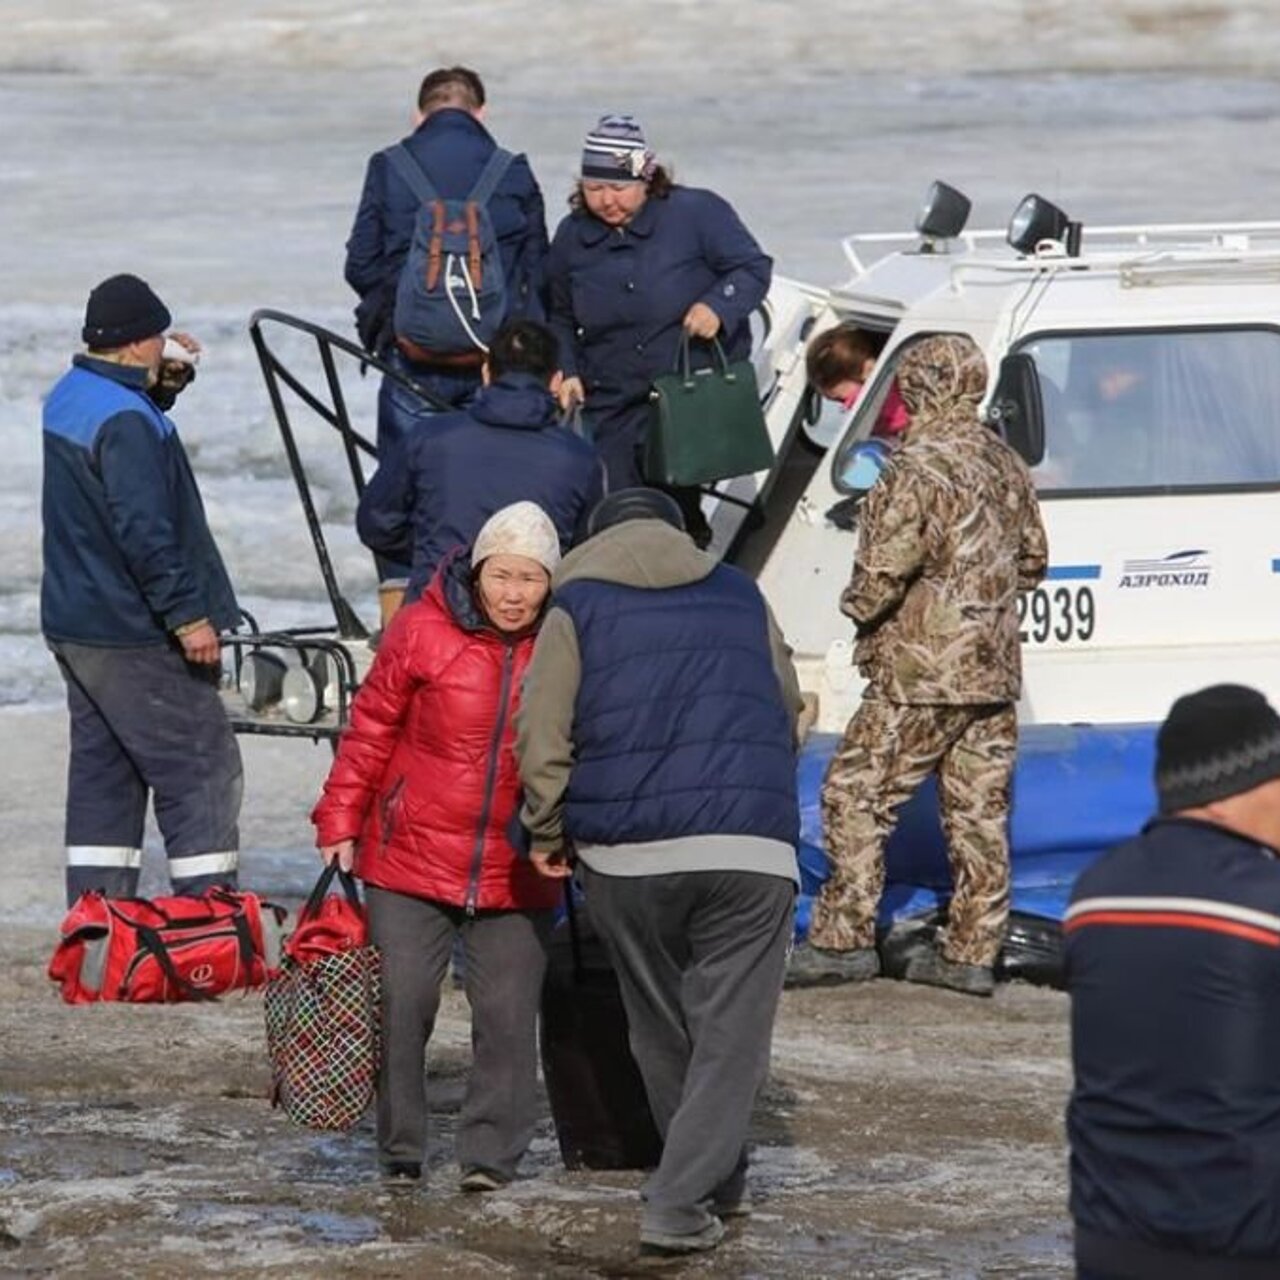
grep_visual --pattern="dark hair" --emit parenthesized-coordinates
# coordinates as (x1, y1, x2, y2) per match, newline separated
(568, 164, 675, 211)
(417, 66, 485, 115)
(486, 319, 560, 383)
(805, 325, 889, 391)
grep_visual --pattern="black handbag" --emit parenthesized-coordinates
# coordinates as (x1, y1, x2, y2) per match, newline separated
(644, 336, 775, 488)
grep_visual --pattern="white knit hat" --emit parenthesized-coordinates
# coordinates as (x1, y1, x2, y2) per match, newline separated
(471, 502, 561, 574)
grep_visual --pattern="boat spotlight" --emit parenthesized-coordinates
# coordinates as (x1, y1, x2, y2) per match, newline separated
(238, 650, 288, 712)
(1008, 193, 1076, 255)
(282, 653, 329, 725)
(915, 181, 972, 243)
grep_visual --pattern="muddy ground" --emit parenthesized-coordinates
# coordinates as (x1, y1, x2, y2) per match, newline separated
(0, 713, 1074, 1278)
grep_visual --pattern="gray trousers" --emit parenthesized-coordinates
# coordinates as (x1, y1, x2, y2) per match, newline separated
(366, 885, 552, 1177)
(51, 640, 243, 905)
(582, 866, 794, 1236)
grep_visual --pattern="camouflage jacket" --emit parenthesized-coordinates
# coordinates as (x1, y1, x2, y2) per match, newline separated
(845, 385, 1048, 705)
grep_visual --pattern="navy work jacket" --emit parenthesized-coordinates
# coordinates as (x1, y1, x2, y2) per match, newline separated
(41, 356, 239, 646)
(356, 372, 604, 600)
(344, 108, 549, 346)
(1066, 816, 1280, 1271)
(545, 186, 771, 415)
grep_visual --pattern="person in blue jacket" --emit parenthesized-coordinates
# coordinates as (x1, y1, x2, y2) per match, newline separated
(345, 66, 549, 459)
(1065, 683, 1280, 1280)
(356, 319, 604, 604)
(545, 115, 772, 547)
(42, 274, 242, 906)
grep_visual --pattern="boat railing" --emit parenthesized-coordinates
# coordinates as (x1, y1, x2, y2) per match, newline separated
(842, 220, 1280, 280)
(214, 311, 458, 741)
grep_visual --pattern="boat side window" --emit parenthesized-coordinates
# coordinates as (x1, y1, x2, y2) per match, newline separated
(1017, 327, 1280, 493)
(806, 320, 896, 451)
(830, 330, 937, 492)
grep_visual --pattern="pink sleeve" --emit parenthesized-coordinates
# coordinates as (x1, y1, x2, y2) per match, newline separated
(872, 380, 910, 438)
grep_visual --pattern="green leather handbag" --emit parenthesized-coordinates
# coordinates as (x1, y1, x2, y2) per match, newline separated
(644, 337, 775, 488)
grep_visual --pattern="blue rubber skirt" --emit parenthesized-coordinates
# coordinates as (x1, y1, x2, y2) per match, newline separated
(794, 722, 1158, 984)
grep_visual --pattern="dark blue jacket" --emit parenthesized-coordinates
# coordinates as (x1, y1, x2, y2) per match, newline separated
(556, 565, 798, 847)
(546, 186, 771, 420)
(345, 109, 548, 352)
(356, 372, 604, 599)
(1066, 817, 1280, 1273)
(41, 356, 239, 646)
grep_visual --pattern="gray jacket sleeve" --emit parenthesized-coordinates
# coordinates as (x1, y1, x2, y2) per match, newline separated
(765, 602, 804, 746)
(515, 606, 581, 853)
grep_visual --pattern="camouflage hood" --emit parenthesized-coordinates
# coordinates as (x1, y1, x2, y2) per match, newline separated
(895, 334, 988, 437)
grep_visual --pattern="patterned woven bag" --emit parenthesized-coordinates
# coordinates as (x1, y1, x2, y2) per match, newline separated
(264, 864, 381, 1131)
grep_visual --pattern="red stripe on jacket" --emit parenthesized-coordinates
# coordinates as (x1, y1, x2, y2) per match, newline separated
(1064, 910, 1280, 949)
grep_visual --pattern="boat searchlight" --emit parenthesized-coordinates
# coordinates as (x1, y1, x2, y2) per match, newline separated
(915, 180, 971, 246)
(237, 648, 330, 724)
(1007, 193, 1082, 257)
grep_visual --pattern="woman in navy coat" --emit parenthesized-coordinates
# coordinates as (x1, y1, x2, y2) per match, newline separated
(545, 115, 771, 545)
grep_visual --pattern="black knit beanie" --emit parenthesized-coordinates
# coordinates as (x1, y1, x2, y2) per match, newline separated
(587, 487, 685, 537)
(82, 274, 171, 348)
(1155, 684, 1280, 813)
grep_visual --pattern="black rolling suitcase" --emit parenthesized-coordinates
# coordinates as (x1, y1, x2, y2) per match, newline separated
(540, 887, 663, 1170)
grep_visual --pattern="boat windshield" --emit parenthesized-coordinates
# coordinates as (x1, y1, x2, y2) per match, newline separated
(1018, 327, 1280, 493)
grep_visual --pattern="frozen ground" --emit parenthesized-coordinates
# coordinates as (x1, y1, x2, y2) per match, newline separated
(0, 716, 1072, 1279)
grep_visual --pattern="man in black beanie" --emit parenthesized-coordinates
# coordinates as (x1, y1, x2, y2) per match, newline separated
(41, 274, 242, 905)
(1065, 683, 1280, 1280)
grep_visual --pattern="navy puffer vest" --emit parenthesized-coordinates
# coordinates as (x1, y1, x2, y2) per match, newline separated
(556, 565, 798, 847)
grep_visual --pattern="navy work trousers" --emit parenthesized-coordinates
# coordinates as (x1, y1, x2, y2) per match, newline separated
(50, 640, 243, 905)
(582, 865, 794, 1238)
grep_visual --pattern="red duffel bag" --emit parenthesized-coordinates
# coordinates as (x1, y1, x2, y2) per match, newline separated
(48, 889, 287, 1004)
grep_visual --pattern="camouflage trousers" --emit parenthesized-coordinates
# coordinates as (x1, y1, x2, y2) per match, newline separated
(809, 693, 1017, 968)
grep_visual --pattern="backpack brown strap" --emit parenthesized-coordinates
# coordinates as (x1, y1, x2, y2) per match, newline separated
(466, 202, 482, 287)
(425, 200, 446, 291)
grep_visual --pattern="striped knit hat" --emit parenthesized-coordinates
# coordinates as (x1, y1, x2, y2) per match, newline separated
(1156, 684, 1280, 814)
(581, 114, 655, 183)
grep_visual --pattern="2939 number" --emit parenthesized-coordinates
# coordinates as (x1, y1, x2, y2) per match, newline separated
(1017, 585, 1095, 644)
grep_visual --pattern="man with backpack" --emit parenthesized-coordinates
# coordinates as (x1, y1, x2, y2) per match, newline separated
(345, 66, 549, 462)
(356, 320, 604, 603)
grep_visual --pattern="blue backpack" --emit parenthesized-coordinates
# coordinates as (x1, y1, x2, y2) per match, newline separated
(386, 142, 514, 357)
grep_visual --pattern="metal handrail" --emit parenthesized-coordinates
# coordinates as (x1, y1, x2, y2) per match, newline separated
(247, 310, 451, 640)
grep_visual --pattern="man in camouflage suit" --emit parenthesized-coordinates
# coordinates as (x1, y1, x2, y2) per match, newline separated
(790, 333, 1048, 996)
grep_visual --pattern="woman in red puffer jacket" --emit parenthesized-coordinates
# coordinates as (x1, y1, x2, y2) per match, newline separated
(312, 501, 562, 1193)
